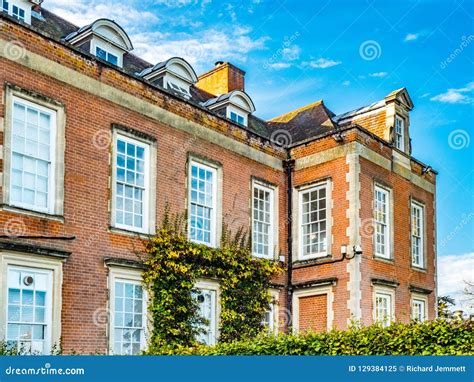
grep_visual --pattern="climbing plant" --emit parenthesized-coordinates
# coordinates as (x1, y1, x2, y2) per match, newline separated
(141, 207, 281, 353)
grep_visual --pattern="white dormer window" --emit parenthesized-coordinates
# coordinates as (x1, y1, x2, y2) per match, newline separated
(12, 4, 25, 20)
(2, 0, 32, 23)
(395, 116, 405, 151)
(202, 90, 255, 128)
(229, 111, 245, 126)
(138, 58, 197, 99)
(96, 46, 118, 66)
(64, 19, 133, 69)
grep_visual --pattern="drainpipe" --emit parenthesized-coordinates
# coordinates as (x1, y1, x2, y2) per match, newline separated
(283, 156, 295, 331)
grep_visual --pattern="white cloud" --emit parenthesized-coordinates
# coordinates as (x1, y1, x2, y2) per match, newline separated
(268, 62, 292, 70)
(438, 253, 474, 314)
(45, 0, 159, 29)
(132, 28, 268, 71)
(342, 80, 351, 86)
(431, 82, 474, 104)
(45, 0, 269, 72)
(369, 71, 388, 77)
(281, 45, 301, 61)
(304, 58, 341, 69)
(404, 33, 419, 42)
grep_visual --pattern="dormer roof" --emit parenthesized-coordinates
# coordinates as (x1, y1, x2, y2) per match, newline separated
(201, 90, 256, 113)
(137, 57, 198, 84)
(64, 18, 133, 52)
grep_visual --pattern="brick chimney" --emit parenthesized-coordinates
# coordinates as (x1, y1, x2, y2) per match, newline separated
(196, 61, 245, 96)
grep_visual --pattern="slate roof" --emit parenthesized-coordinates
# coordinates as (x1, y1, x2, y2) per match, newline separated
(267, 101, 337, 144)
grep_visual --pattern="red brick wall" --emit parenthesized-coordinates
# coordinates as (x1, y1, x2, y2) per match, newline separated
(359, 156, 436, 325)
(0, 17, 437, 353)
(298, 294, 327, 332)
(0, 56, 286, 353)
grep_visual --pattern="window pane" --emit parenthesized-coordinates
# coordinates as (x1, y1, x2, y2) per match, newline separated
(252, 185, 273, 257)
(7, 268, 50, 355)
(114, 137, 147, 230)
(10, 101, 53, 212)
(189, 162, 215, 245)
(300, 185, 328, 257)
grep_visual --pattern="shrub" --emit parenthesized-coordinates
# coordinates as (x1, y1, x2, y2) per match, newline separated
(147, 320, 474, 355)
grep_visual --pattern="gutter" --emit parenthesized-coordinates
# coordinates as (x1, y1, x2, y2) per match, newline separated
(283, 155, 295, 330)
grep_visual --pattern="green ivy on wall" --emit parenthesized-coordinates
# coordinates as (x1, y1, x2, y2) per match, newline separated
(141, 209, 281, 352)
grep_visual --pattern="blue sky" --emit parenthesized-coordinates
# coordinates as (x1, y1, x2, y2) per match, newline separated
(46, 0, 473, 308)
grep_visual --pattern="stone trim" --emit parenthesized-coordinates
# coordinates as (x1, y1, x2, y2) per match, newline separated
(292, 284, 334, 333)
(0, 241, 70, 259)
(103, 257, 148, 270)
(408, 285, 433, 295)
(371, 278, 400, 288)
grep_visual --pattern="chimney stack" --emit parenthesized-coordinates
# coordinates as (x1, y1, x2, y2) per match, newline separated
(196, 61, 245, 96)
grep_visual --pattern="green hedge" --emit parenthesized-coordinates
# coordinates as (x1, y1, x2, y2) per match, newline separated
(148, 320, 474, 355)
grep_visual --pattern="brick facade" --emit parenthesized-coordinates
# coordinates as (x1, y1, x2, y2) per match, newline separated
(0, 9, 437, 354)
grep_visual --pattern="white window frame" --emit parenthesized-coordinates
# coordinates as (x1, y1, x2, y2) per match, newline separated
(1, 0, 31, 24)
(111, 131, 154, 234)
(0, 252, 63, 355)
(226, 105, 248, 127)
(9, 97, 57, 214)
(373, 286, 395, 327)
(411, 294, 428, 322)
(373, 185, 391, 259)
(251, 180, 277, 259)
(292, 285, 334, 333)
(411, 201, 425, 268)
(90, 39, 124, 68)
(262, 289, 279, 334)
(297, 180, 331, 260)
(194, 279, 220, 346)
(4, 93, 64, 216)
(394, 115, 405, 151)
(188, 159, 220, 248)
(108, 267, 148, 355)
